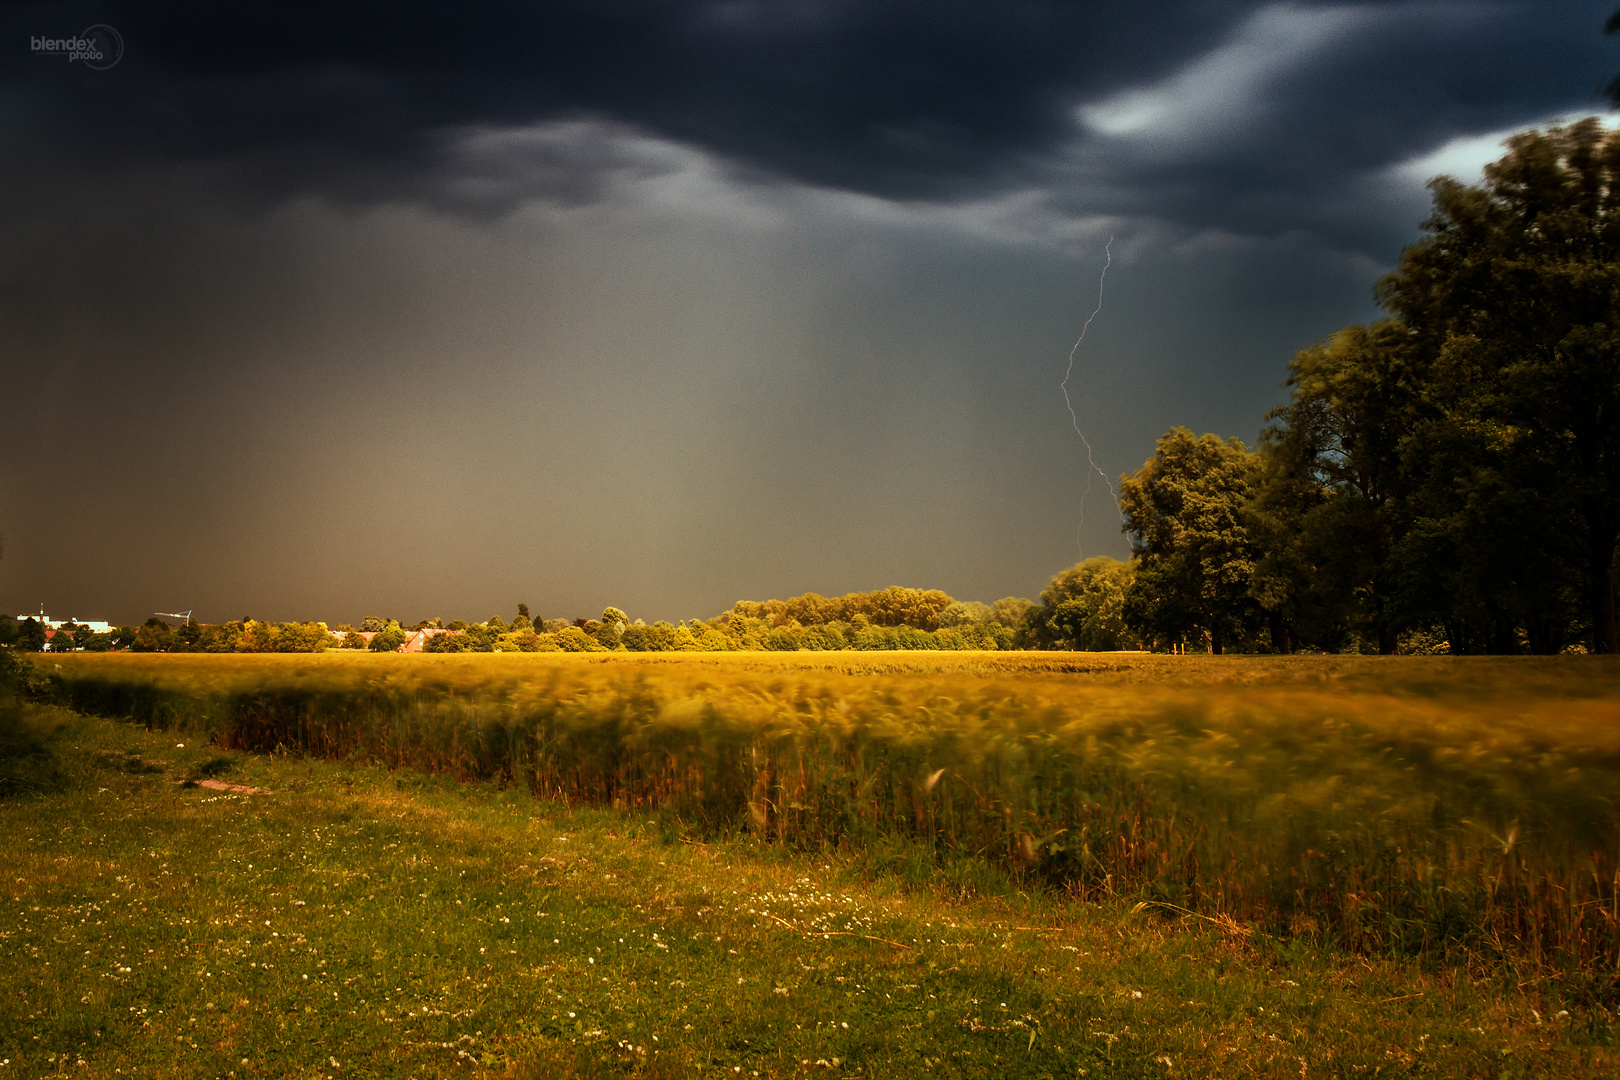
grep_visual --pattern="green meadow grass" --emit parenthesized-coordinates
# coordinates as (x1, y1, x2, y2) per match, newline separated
(2, 708, 1616, 1079)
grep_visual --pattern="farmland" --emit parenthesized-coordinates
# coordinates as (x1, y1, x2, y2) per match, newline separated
(30, 651, 1620, 976)
(4, 651, 1620, 1076)
(4, 708, 1615, 1080)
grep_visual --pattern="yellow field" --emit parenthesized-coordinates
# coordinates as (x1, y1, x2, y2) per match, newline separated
(38, 650, 1620, 978)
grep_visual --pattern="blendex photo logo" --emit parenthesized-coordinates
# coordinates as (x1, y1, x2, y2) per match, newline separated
(31, 24, 123, 70)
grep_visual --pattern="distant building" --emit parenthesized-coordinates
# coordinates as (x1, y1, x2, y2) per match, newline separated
(328, 626, 448, 652)
(400, 627, 450, 653)
(17, 609, 114, 634)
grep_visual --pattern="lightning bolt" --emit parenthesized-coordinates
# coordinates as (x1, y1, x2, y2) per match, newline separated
(1060, 235, 1122, 556)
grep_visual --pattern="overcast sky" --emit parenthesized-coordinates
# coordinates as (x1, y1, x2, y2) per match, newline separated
(1, 1, 1615, 627)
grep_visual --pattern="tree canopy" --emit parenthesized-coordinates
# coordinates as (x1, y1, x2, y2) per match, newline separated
(1113, 120, 1620, 655)
(1119, 428, 1260, 654)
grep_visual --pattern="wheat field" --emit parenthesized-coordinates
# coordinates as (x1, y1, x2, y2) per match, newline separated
(39, 650, 1620, 986)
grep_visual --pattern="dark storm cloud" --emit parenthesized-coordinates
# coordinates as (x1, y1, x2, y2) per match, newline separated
(3, 0, 1239, 202)
(1056, 2, 1617, 248)
(9, 1, 1606, 222)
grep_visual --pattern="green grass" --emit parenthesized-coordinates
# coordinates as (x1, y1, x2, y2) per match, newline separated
(1, 710, 1616, 1078)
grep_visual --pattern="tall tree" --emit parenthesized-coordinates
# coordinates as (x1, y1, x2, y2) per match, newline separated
(1120, 428, 1261, 654)
(1038, 557, 1139, 651)
(1378, 119, 1620, 652)
(1253, 321, 1421, 653)
(16, 618, 46, 652)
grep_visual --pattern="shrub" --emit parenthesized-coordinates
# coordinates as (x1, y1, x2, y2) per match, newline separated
(368, 627, 408, 652)
(0, 652, 68, 798)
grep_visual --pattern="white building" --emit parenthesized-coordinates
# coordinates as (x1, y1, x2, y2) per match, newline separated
(16, 609, 114, 634)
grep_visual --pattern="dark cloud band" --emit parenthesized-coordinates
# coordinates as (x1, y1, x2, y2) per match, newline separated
(16, 1, 1598, 215)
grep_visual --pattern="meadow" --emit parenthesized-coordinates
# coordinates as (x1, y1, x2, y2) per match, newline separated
(30, 650, 1620, 990)
(3, 701, 1617, 1078)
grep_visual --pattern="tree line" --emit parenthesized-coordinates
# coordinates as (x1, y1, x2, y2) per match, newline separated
(0, 590, 1034, 655)
(1107, 120, 1620, 654)
(361, 590, 1034, 654)
(0, 620, 134, 653)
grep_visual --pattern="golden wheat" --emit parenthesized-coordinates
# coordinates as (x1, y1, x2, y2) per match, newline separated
(40, 650, 1620, 978)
